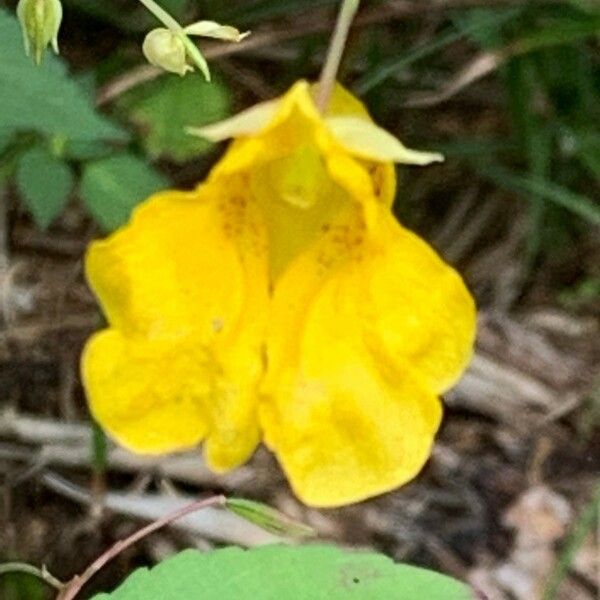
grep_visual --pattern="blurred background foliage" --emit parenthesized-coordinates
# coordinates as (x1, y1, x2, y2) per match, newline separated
(0, 0, 597, 302)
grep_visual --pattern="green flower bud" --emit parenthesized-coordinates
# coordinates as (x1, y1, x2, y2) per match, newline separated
(226, 498, 315, 539)
(183, 20, 249, 43)
(17, 0, 63, 66)
(140, 15, 248, 81)
(142, 28, 192, 77)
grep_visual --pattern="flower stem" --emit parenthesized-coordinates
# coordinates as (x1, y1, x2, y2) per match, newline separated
(315, 0, 360, 113)
(58, 494, 226, 600)
(137, 0, 182, 31)
(181, 35, 211, 80)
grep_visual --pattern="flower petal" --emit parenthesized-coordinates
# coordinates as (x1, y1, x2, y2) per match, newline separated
(187, 100, 278, 142)
(83, 184, 269, 470)
(326, 116, 444, 165)
(188, 80, 318, 149)
(321, 82, 372, 119)
(83, 330, 209, 454)
(184, 20, 250, 42)
(196, 83, 390, 280)
(188, 81, 371, 148)
(261, 208, 475, 506)
(360, 213, 476, 394)
(85, 188, 262, 341)
(205, 83, 395, 273)
(142, 28, 192, 77)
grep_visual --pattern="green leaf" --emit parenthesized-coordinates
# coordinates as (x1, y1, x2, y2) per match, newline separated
(453, 7, 515, 49)
(91, 545, 472, 600)
(64, 139, 114, 161)
(80, 154, 168, 232)
(0, 572, 48, 600)
(122, 76, 230, 163)
(0, 132, 12, 155)
(16, 146, 73, 228)
(355, 9, 519, 94)
(0, 8, 125, 143)
(505, 56, 553, 265)
(509, 15, 600, 55)
(480, 166, 600, 226)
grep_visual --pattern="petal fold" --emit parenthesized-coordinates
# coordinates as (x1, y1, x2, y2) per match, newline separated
(261, 207, 475, 506)
(82, 185, 268, 470)
(326, 117, 444, 165)
(83, 330, 210, 454)
(360, 213, 476, 395)
(187, 100, 278, 142)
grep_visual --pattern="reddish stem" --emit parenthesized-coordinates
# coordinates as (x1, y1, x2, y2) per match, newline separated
(58, 494, 227, 600)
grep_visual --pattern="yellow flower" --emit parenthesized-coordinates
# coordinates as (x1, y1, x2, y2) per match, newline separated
(82, 81, 476, 507)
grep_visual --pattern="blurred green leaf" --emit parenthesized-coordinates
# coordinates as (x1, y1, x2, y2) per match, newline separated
(509, 15, 600, 55)
(91, 545, 472, 600)
(567, 0, 600, 14)
(480, 166, 600, 226)
(356, 29, 464, 95)
(461, 7, 600, 53)
(122, 76, 230, 162)
(355, 8, 519, 94)
(0, 8, 126, 143)
(0, 133, 12, 155)
(16, 146, 74, 228)
(524, 126, 552, 263)
(536, 45, 595, 123)
(506, 56, 552, 264)
(559, 276, 600, 308)
(453, 7, 515, 48)
(0, 572, 50, 600)
(63, 140, 114, 161)
(80, 154, 168, 231)
(64, 0, 186, 30)
(577, 133, 600, 179)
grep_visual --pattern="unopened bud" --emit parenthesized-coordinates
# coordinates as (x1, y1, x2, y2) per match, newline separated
(17, 0, 63, 65)
(142, 28, 192, 77)
(141, 18, 249, 81)
(226, 498, 315, 539)
(183, 20, 249, 42)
